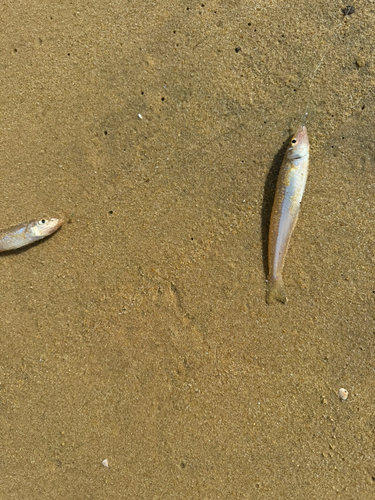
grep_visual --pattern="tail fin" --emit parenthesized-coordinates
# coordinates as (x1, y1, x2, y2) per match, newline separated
(267, 277, 287, 304)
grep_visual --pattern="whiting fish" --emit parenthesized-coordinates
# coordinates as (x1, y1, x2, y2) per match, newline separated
(267, 126, 309, 304)
(0, 218, 63, 252)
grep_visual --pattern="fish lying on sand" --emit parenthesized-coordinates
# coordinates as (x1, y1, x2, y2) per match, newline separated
(267, 126, 309, 304)
(0, 218, 63, 251)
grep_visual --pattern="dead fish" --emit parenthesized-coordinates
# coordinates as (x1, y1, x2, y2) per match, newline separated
(0, 218, 63, 252)
(267, 126, 309, 304)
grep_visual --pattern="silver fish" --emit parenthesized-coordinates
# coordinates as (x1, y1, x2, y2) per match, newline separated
(267, 126, 309, 304)
(0, 218, 63, 251)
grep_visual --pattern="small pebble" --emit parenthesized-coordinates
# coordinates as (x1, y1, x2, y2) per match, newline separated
(339, 388, 348, 400)
(102, 459, 109, 467)
(356, 57, 366, 68)
(138, 113, 143, 119)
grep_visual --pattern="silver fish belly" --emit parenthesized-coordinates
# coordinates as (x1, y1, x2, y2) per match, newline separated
(0, 218, 63, 251)
(267, 126, 309, 304)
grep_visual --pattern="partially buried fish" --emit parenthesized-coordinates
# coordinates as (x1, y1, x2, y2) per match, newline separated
(0, 218, 63, 252)
(267, 126, 309, 304)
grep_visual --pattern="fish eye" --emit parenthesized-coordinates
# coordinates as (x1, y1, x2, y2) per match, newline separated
(291, 138, 297, 145)
(39, 219, 46, 224)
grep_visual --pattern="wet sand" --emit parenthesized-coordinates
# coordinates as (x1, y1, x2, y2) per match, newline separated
(0, 1, 374, 498)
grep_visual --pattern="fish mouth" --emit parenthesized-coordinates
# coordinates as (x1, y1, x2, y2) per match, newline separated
(53, 218, 64, 230)
(46, 218, 64, 235)
(294, 125, 309, 147)
(54, 218, 64, 229)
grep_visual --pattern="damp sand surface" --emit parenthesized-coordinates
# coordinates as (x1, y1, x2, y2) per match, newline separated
(0, 2, 374, 498)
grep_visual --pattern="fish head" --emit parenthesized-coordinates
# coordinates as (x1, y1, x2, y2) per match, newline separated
(30, 218, 64, 238)
(287, 126, 309, 161)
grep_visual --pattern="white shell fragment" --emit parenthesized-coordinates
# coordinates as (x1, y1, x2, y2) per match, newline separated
(339, 388, 348, 401)
(102, 459, 109, 467)
(138, 113, 143, 119)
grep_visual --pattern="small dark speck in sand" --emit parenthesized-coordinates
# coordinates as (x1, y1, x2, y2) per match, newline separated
(235, 47, 241, 53)
(342, 6, 355, 16)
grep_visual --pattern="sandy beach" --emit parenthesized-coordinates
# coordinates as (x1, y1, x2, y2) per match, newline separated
(0, 1, 374, 498)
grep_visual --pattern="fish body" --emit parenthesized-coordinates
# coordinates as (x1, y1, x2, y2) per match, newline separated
(0, 218, 63, 251)
(267, 126, 309, 304)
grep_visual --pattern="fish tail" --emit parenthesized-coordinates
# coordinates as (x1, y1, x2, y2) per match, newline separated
(267, 277, 287, 304)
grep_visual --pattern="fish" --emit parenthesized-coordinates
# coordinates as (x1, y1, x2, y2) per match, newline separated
(267, 126, 309, 304)
(0, 218, 63, 252)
